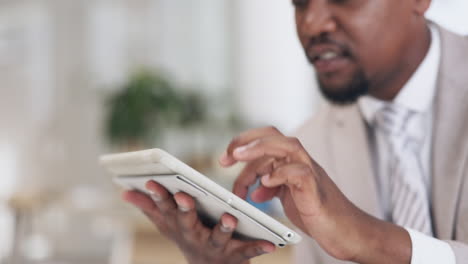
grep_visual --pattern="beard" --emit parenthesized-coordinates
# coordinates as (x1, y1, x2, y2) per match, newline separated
(317, 68, 369, 105)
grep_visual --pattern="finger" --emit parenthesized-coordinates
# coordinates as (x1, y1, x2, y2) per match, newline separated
(123, 190, 159, 212)
(145, 180, 177, 212)
(218, 150, 237, 168)
(278, 187, 308, 232)
(207, 214, 237, 253)
(261, 163, 313, 190)
(233, 136, 310, 164)
(220, 126, 283, 167)
(233, 156, 290, 199)
(173, 192, 200, 234)
(250, 185, 280, 203)
(122, 190, 163, 224)
(228, 240, 276, 263)
(262, 163, 324, 231)
(232, 157, 275, 199)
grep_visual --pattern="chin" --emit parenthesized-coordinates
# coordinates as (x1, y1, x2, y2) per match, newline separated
(317, 72, 369, 105)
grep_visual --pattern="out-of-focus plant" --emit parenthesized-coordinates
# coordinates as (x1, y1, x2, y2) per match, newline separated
(105, 70, 206, 148)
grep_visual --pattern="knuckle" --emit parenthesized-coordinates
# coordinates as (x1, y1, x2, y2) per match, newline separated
(300, 164, 314, 176)
(292, 137, 302, 146)
(275, 163, 293, 174)
(182, 232, 200, 246)
(161, 209, 176, 221)
(178, 224, 193, 233)
(209, 238, 224, 249)
(265, 125, 279, 133)
(287, 137, 302, 150)
(298, 166, 313, 179)
(178, 219, 197, 233)
(179, 227, 203, 245)
(298, 171, 309, 183)
(275, 165, 287, 175)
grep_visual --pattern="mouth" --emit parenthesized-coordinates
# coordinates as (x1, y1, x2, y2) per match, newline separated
(307, 44, 352, 74)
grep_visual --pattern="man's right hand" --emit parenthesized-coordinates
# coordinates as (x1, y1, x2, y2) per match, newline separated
(122, 180, 275, 264)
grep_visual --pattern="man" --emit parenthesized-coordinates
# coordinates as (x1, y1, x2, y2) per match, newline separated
(124, 0, 468, 263)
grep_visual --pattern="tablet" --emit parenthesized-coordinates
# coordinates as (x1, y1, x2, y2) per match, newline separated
(100, 148, 302, 247)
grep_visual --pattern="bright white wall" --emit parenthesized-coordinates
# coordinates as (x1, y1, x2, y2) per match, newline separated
(0, 2, 54, 197)
(427, 0, 468, 35)
(88, 0, 128, 88)
(234, 0, 318, 134)
(150, 0, 231, 95)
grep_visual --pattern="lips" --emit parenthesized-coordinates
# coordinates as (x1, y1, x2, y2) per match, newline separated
(307, 44, 352, 74)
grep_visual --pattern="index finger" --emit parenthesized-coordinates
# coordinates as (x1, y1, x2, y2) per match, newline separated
(219, 126, 283, 167)
(232, 136, 311, 165)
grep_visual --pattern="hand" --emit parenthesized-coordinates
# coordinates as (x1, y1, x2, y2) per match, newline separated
(220, 126, 412, 264)
(123, 180, 275, 264)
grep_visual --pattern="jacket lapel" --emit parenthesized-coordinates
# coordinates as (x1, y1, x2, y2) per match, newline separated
(329, 104, 382, 219)
(431, 26, 468, 239)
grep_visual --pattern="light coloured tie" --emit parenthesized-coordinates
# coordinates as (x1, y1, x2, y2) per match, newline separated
(374, 104, 433, 236)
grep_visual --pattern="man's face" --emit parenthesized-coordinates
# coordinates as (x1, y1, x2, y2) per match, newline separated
(294, 0, 419, 104)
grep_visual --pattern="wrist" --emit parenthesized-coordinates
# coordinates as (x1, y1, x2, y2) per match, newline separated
(351, 216, 412, 264)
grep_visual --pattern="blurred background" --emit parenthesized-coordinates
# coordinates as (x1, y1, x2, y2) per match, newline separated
(0, 0, 466, 263)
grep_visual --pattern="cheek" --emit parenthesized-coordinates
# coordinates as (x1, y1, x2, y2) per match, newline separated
(295, 15, 309, 50)
(333, 2, 411, 78)
(353, 30, 407, 82)
(344, 20, 402, 80)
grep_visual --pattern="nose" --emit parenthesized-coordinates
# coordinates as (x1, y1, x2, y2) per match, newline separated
(297, 1, 337, 38)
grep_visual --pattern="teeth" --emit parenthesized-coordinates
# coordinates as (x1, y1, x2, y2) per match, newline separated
(320, 51, 338, 60)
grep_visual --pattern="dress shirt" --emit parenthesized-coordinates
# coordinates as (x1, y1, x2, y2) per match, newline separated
(358, 25, 456, 263)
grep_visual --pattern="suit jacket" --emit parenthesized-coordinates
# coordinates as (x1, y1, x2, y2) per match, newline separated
(292, 25, 468, 263)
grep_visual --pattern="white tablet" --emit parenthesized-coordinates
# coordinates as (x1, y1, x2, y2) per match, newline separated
(100, 148, 301, 247)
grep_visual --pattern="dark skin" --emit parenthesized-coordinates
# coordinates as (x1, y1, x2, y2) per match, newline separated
(124, 0, 433, 263)
(123, 181, 274, 264)
(296, 0, 431, 101)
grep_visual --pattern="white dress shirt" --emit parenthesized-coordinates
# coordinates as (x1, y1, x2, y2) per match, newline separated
(358, 25, 456, 263)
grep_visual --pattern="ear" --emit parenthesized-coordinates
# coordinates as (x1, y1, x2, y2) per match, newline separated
(413, 0, 432, 16)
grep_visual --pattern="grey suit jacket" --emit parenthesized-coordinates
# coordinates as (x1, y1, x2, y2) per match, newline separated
(292, 26, 468, 263)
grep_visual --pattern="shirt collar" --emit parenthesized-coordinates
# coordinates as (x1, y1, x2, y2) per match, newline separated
(359, 25, 441, 124)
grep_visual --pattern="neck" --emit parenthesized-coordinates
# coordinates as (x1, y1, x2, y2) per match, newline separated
(369, 24, 432, 101)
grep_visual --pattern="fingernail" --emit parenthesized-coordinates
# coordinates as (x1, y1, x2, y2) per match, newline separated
(151, 194, 162, 202)
(260, 246, 274, 254)
(221, 222, 233, 233)
(175, 199, 191, 212)
(148, 190, 162, 202)
(261, 174, 270, 184)
(178, 205, 190, 213)
(219, 151, 230, 165)
(233, 146, 248, 155)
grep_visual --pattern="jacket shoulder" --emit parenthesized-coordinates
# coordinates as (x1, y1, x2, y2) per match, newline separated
(292, 103, 337, 163)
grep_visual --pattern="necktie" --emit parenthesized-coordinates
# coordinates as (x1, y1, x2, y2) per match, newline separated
(374, 104, 433, 235)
